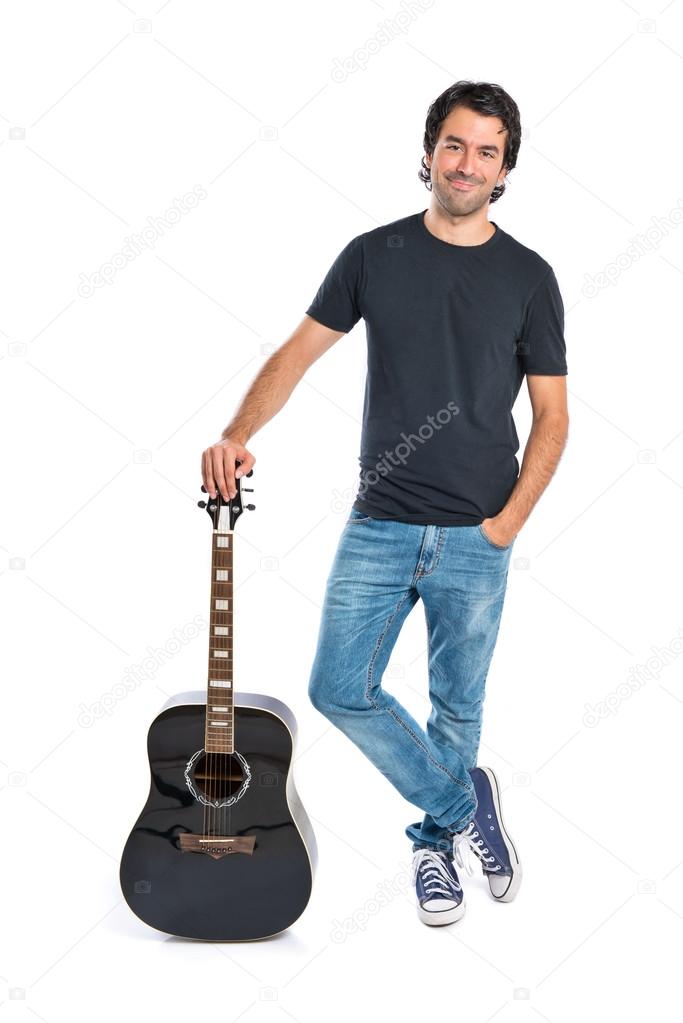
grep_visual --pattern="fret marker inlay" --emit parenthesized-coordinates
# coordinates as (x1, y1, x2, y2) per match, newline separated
(206, 516, 235, 754)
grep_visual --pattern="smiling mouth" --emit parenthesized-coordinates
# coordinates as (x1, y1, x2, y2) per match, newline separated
(449, 180, 477, 190)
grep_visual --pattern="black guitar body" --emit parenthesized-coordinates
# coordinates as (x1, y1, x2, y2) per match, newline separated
(120, 690, 317, 941)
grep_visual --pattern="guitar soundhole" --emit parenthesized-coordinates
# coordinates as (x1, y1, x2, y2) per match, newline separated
(194, 753, 243, 800)
(184, 748, 251, 808)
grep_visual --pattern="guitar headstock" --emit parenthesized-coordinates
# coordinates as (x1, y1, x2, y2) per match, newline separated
(198, 461, 255, 531)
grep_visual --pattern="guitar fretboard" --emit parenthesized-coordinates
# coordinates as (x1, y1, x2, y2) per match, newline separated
(206, 530, 233, 753)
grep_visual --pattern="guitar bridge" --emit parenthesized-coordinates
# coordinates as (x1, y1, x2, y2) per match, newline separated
(178, 834, 256, 860)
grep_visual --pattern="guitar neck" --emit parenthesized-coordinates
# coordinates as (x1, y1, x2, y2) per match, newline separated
(205, 526, 234, 753)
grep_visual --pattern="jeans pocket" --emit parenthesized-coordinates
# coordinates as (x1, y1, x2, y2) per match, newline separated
(347, 507, 373, 524)
(477, 523, 512, 551)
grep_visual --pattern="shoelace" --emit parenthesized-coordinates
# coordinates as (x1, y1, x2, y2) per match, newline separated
(452, 821, 501, 876)
(411, 848, 462, 896)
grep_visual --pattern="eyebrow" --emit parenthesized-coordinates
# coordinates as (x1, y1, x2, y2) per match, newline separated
(442, 134, 501, 154)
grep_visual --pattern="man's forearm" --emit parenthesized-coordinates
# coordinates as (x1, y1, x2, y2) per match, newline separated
(496, 413, 569, 535)
(221, 343, 306, 445)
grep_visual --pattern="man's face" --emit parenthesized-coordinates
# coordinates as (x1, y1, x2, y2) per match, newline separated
(425, 105, 508, 216)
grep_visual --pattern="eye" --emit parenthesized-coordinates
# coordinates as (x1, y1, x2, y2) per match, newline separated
(446, 145, 495, 159)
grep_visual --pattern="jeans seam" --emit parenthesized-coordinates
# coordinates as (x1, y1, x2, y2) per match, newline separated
(364, 592, 470, 793)
(414, 526, 447, 579)
(386, 706, 470, 790)
(365, 590, 412, 706)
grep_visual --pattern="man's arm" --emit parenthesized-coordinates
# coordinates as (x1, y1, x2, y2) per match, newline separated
(483, 374, 569, 546)
(201, 314, 345, 501)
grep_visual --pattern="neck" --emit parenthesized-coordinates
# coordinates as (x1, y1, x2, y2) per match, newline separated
(423, 204, 495, 247)
(205, 525, 234, 753)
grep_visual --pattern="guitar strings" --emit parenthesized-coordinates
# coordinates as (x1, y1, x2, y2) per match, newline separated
(226, 520, 233, 845)
(203, 527, 210, 843)
(202, 494, 236, 848)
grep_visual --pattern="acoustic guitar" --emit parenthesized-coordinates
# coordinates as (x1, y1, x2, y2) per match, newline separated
(119, 466, 317, 940)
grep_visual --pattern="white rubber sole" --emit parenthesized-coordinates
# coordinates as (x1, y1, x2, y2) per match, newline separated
(479, 766, 522, 902)
(417, 898, 466, 926)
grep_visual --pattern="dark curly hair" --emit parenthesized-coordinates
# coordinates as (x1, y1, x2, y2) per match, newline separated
(419, 81, 521, 204)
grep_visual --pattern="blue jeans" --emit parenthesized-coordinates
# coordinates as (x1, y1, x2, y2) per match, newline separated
(307, 507, 515, 858)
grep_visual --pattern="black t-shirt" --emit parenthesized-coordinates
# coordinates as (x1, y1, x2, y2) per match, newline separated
(305, 209, 567, 526)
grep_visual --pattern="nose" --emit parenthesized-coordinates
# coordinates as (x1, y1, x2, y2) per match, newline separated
(456, 150, 477, 178)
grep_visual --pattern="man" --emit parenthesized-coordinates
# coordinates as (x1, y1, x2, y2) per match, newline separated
(201, 80, 569, 927)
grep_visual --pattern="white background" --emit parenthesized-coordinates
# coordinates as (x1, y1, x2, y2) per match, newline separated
(2, 0, 683, 1019)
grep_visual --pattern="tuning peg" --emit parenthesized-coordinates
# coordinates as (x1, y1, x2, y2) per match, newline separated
(246, 469, 254, 477)
(201, 484, 207, 493)
(246, 503, 256, 511)
(197, 500, 207, 508)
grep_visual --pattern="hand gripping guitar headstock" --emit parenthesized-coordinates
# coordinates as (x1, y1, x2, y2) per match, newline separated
(197, 460, 255, 531)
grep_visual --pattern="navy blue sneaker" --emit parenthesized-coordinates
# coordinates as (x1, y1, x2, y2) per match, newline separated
(453, 766, 522, 902)
(411, 848, 466, 925)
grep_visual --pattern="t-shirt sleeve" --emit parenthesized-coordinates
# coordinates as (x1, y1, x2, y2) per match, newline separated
(305, 234, 365, 333)
(516, 266, 568, 375)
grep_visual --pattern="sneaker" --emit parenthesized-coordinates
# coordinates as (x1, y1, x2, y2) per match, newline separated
(454, 766, 522, 902)
(411, 847, 466, 926)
